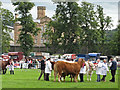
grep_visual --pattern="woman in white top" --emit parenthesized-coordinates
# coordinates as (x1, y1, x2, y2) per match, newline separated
(45, 58, 52, 81)
(101, 59, 109, 82)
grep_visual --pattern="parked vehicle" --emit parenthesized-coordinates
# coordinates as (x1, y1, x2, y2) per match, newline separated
(8, 52, 23, 61)
(1, 54, 9, 61)
(63, 54, 76, 61)
(100, 56, 108, 62)
(88, 53, 101, 61)
(76, 54, 89, 61)
(107, 55, 114, 62)
(115, 56, 120, 68)
(30, 52, 50, 60)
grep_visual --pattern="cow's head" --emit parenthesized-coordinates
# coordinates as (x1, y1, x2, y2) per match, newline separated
(89, 62, 95, 70)
(78, 58, 85, 67)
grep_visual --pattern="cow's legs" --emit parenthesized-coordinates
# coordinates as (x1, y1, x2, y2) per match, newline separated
(90, 74, 92, 81)
(64, 76, 65, 82)
(75, 75, 78, 82)
(70, 75, 73, 82)
(3, 69, 5, 74)
(87, 74, 89, 81)
(58, 73, 61, 82)
(4, 68, 7, 74)
(78, 74, 80, 80)
(54, 71, 57, 82)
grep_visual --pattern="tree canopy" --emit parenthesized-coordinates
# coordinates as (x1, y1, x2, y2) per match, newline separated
(43, 2, 114, 55)
(0, 2, 14, 53)
(13, 2, 40, 56)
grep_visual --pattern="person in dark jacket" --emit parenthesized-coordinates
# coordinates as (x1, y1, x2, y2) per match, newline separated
(109, 58, 117, 82)
(38, 56, 46, 80)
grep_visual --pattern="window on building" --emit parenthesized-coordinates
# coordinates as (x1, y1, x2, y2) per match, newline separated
(35, 39, 37, 44)
(44, 39, 46, 43)
(44, 25, 47, 32)
(41, 39, 43, 44)
(35, 36, 37, 44)
(41, 26, 44, 31)
(41, 32, 43, 38)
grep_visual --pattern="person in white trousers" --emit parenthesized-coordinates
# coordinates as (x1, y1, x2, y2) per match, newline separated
(101, 59, 109, 82)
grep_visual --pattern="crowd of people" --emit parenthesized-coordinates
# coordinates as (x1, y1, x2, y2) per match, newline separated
(7, 56, 117, 83)
(37, 57, 117, 82)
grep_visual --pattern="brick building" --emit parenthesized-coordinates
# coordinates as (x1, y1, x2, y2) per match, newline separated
(14, 6, 51, 47)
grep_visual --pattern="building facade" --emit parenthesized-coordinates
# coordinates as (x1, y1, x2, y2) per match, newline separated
(14, 6, 51, 47)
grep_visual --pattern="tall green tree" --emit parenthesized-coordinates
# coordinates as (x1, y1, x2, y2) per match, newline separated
(43, 1, 113, 54)
(44, 2, 81, 54)
(97, 5, 113, 55)
(0, 2, 14, 53)
(79, 2, 99, 53)
(117, 21, 120, 55)
(13, 2, 40, 56)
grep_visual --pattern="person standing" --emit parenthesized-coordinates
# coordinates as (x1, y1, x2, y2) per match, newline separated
(45, 58, 52, 81)
(101, 59, 109, 82)
(9, 59, 14, 74)
(109, 58, 117, 82)
(96, 59, 102, 82)
(79, 59, 86, 82)
(38, 56, 46, 80)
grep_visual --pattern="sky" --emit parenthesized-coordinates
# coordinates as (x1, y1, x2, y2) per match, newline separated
(0, 0, 119, 29)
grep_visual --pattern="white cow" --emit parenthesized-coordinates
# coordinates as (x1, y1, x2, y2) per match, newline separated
(85, 61, 95, 81)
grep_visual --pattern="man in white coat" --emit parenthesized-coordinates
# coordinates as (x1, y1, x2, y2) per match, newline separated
(101, 59, 109, 82)
(45, 58, 52, 81)
(79, 59, 86, 82)
(96, 59, 102, 82)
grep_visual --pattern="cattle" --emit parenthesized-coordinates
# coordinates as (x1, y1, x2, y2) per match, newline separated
(85, 61, 95, 81)
(0, 60, 10, 74)
(54, 58, 85, 82)
(61, 72, 75, 82)
(51, 60, 75, 82)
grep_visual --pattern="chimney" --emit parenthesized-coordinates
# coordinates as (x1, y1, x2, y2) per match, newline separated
(37, 6, 46, 19)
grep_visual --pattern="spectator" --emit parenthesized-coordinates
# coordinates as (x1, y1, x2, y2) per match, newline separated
(9, 59, 14, 74)
(109, 58, 117, 82)
(45, 58, 52, 81)
(96, 59, 102, 82)
(79, 59, 86, 82)
(101, 59, 109, 82)
(38, 56, 46, 80)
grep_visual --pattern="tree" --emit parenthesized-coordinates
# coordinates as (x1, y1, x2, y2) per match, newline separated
(43, 1, 113, 54)
(79, 2, 99, 53)
(97, 5, 113, 55)
(78, 2, 113, 54)
(117, 22, 120, 55)
(43, 2, 81, 54)
(0, 2, 14, 53)
(13, 2, 40, 56)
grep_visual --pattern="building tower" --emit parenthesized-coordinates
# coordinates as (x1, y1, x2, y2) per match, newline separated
(37, 6, 46, 19)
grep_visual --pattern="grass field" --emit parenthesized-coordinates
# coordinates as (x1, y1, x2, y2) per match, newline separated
(1, 68, 119, 88)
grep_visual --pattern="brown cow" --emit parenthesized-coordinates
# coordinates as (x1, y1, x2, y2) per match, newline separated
(54, 58, 85, 82)
(0, 60, 10, 74)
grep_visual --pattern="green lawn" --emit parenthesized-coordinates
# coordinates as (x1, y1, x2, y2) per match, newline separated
(1, 68, 119, 88)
